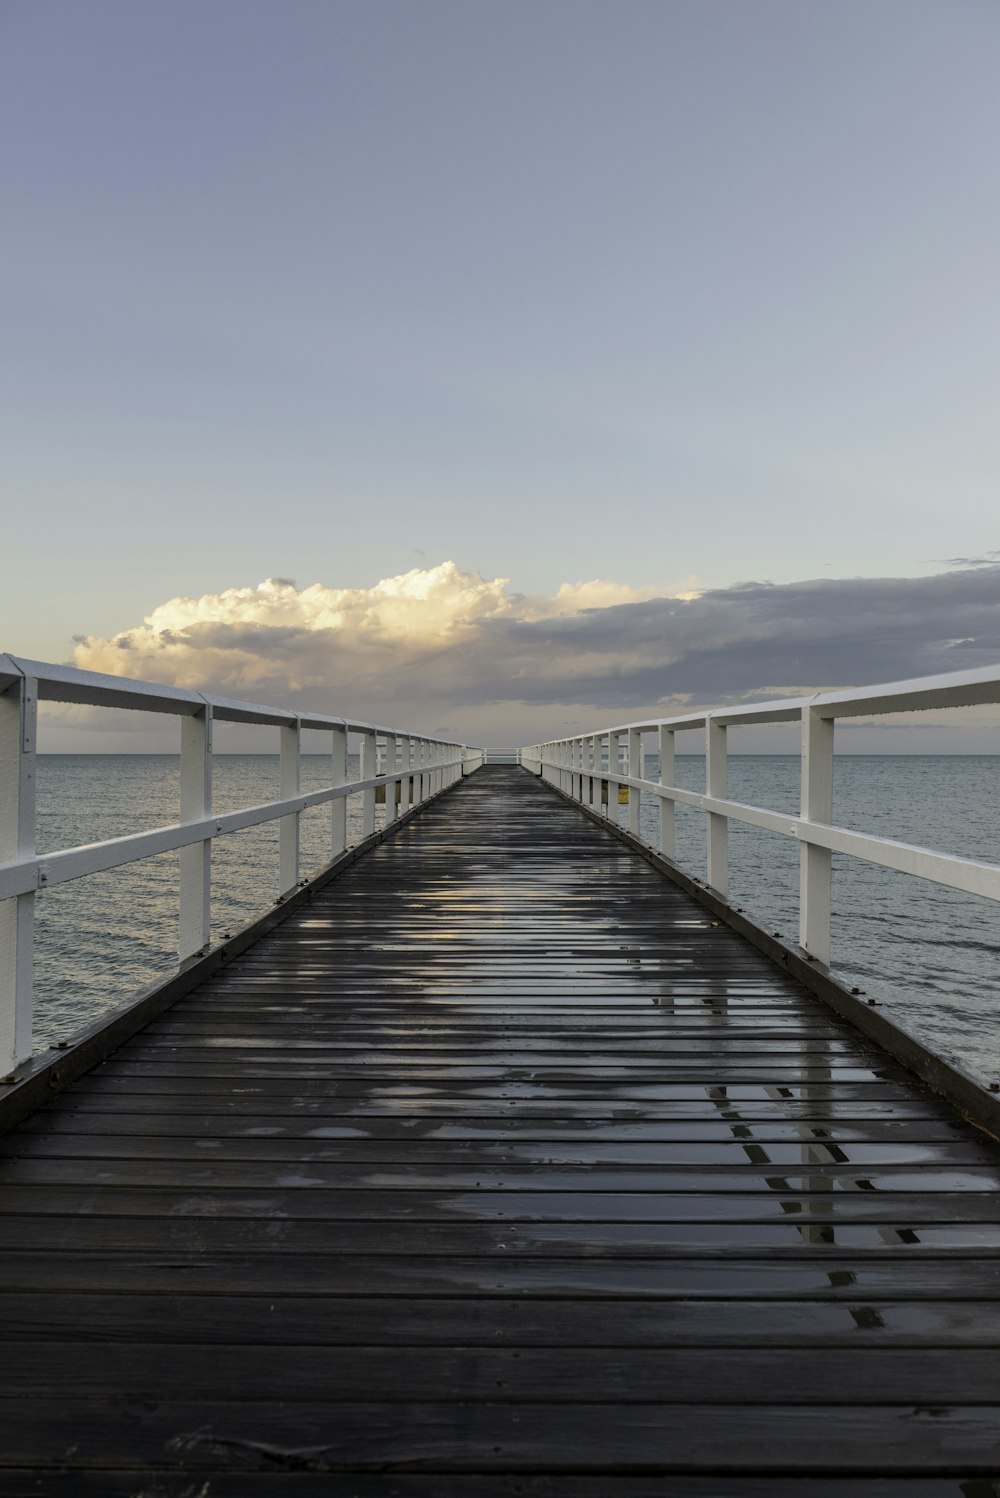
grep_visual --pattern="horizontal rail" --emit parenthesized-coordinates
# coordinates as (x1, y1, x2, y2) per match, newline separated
(0, 762, 468, 901)
(0, 656, 484, 1076)
(521, 662, 1000, 984)
(0, 654, 447, 736)
(579, 770, 1000, 904)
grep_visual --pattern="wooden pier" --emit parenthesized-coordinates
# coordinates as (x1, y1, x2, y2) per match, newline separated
(3, 764, 1000, 1492)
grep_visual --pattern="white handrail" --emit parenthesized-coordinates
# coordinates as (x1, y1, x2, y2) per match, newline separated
(0, 655, 485, 1075)
(521, 664, 1000, 974)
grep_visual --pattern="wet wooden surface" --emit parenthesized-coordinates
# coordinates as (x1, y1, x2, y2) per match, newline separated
(3, 764, 1000, 1493)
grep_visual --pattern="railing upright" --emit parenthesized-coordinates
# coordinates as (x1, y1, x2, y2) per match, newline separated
(800, 706, 834, 965)
(360, 730, 377, 838)
(179, 705, 212, 961)
(279, 717, 302, 897)
(706, 718, 728, 897)
(658, 724, 675, 859)
(628, 728, 642, 837)
(0, 674, 36, 1075)
(331, 724, 348, 857)
(399, 738, 411, 812)
(385, 734, 398, 821)
(610, 732, 621, 818)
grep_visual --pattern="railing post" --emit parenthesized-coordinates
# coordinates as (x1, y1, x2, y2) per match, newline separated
(384, 734, 398, 820)
(659, 726, 676, 859)
(610, 733, 621, 819)
(706, 717, 728, 897)
(592, 731, 601, 814)
(0, 673, 36, 1076)
(628, 728, 642, 836)
(601, 731, 610, 814)
(179, 705, 212, 962)
(800, 706, 834, 965)
(399, 738, 411, 813)
(361, 731, 377, 836)
(331, 724, 347, 857)
(279, 717, 301, 896)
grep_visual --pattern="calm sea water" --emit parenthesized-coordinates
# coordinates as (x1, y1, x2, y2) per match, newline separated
(32, 754, 1000, 1079)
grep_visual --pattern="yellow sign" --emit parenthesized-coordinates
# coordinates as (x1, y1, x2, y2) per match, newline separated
(617, 784, 629, 804)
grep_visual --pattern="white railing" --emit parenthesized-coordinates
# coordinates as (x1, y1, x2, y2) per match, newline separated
(523, 664, 1000, 971)
(0, 655, 484, 1076)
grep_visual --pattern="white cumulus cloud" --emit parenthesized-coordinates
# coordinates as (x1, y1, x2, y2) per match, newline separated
(70, 561, 691, 717)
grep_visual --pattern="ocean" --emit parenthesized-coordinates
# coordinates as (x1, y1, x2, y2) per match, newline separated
(31, 754, 1000, 1079)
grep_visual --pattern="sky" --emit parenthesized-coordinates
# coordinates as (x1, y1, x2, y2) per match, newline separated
(2, 0, 999, 750)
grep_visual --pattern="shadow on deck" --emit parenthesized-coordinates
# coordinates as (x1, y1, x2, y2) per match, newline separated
(2, 764, 1000, 1492)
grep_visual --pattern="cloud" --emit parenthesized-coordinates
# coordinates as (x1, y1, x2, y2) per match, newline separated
(70, 562, 682, 708)
(67, 560, 1000, 741)
(942, 551, 1000, 568)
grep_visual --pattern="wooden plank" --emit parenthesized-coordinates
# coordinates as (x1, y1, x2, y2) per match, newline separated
(5, 1343, 1000, 1405)
(59, 1073, 929, 1100)
(2, 1184, 998, 1223)
(0, 1477, 968, 1497)
(21, 1111, 968, 1139)
(4, 1215, 999, 1255)
(1, 1158, 997, 1192)
(3, 1290, 1000, 1347)
(6, 1134, 992, 1167)
(3, 1399, 1000, 1473)
(5, 1250, 1000, 1298)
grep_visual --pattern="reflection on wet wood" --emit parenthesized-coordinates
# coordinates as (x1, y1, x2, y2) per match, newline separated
(2, 764, 1000, 1486)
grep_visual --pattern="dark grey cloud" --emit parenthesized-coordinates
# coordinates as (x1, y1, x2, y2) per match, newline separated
(942, 551, 1000, 568)
(448, 565, 1000, 708)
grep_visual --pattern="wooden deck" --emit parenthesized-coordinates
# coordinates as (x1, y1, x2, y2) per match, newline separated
(3, 765, 1000, 1493)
